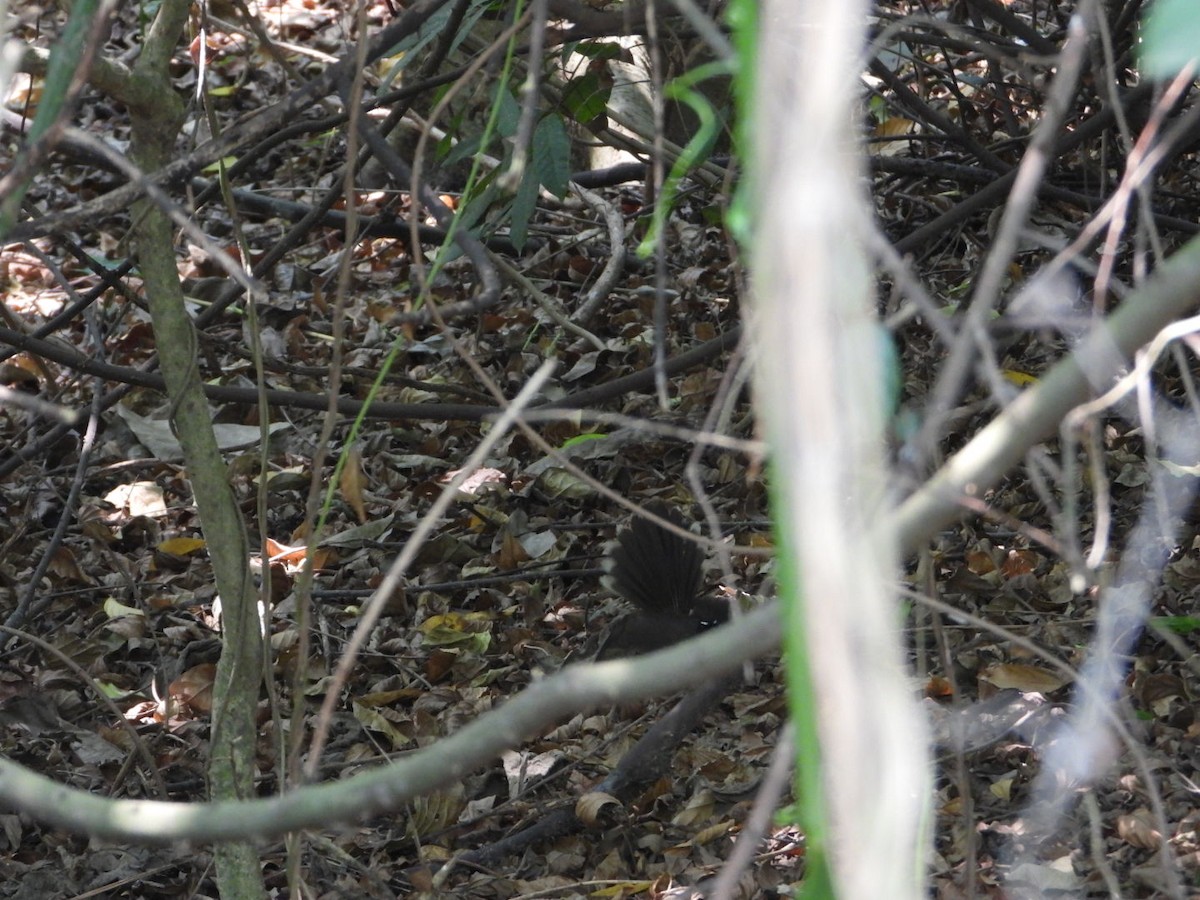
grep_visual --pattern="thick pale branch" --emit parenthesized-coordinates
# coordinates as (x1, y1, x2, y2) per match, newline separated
(0, 607, 779, 844)
(891, 232, 1200, 544)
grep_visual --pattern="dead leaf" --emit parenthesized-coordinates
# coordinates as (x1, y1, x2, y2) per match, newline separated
(157, 536, 206, 556)
(47, 546, 91, 584)
(869, 116, 918, 157)
(442, 465, 507, 496)
(500, 749, 566, 796)
(575, 791, 622, 827)
(692, 819, 736, 846)
(925, 675, 954, 699)
(965, 548, 997, 576)
(672, 789, 716, 828)
(1000, 548, 1039, 578)
(104, 481, 167, 517)
(1135, 673, 1187, 716)
(339, 446, 367, 523)
(169, 663, 216, 715)
(979, 663, 1070, 693)
(351, 700, 413, 750)
(1007, 859, 1081, 893)
(1116, 808, 1162, 850)
(407, 785, 465, 837)
(989, 775, 1014, 800)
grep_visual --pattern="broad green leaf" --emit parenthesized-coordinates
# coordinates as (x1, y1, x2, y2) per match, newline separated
(508, 167, 539, 251)
(531, 113, 571, 198)
(494, 86, 521, 138)
(562, 71, 611, 125)
(1140, 0, 1200, 78)
(568, 40, 625, 61)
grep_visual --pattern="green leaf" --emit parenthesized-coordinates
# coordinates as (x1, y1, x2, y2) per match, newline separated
(569, 40, 626, 61)
(1151, 615, 1200, 635)
(454, 173, 503, 236)
(0, 0, 104, 237)
(531, 113, 571, 198)
(442, 133, 483, 169)
(508, 168, 539, 251)
(505, 114, 572, 249)
(494, 86, 521, 138)
(377, 0, 494, 82)
(636, 60, 729, 259)
(201, 156, 239, 174)
(559, 432, 607, 450)
(1140, 0, 1200, 78)
(562, 72, 611, 126)
(876, 324, 902, 418)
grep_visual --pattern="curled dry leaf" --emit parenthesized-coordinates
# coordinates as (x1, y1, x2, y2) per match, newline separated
(339, 446, 367, 524)
(575, 791, 622, 828)
(169, 663, 216, 715)
(1116, 807, 1162, 850)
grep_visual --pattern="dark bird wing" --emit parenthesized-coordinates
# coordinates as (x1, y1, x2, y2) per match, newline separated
(604, 501, 706, 617)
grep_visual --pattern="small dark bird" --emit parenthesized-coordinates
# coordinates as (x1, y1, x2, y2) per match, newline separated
(597, 502, 729, 658)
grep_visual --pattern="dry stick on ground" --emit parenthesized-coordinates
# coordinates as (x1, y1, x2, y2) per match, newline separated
(303, 363, 557, 776)
(871, 156, 1199, 235)
(491, 253, 607, 350)
(708, 721, 796, 899)
(0, 319, 740, 422)
(914, 581, 1182, 896)
(5, 221, 1200, 850)
(868, 57, 1010, 173)
(6, 240, 1200, 845)
(4, 0, 451, 244)
(0, 614, 775, 843)
(14, 10, 1185, 883)
(325, 75, 752, 784)
(449, 674, 739, 874)
(348, 91, 504, 319)
(0, 245, 134, 367)
(188, 181, 527, 256)
(4, 314, 104, 634)
(0, 323, 742, 482)
(890, 80, 1158, 258)
(908, 17, 1089, 474)
(572, 182, 629, 326)
(0, 624, 169, 800)
(0, 385, 78, 422)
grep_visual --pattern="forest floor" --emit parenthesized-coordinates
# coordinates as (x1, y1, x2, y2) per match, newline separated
(3, 0, 1200, 898)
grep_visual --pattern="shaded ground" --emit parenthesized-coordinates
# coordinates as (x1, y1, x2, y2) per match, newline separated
(2, 0, 1200, 897)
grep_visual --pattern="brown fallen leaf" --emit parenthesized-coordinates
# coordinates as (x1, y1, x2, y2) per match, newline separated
(978, 663, 1071, 694)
